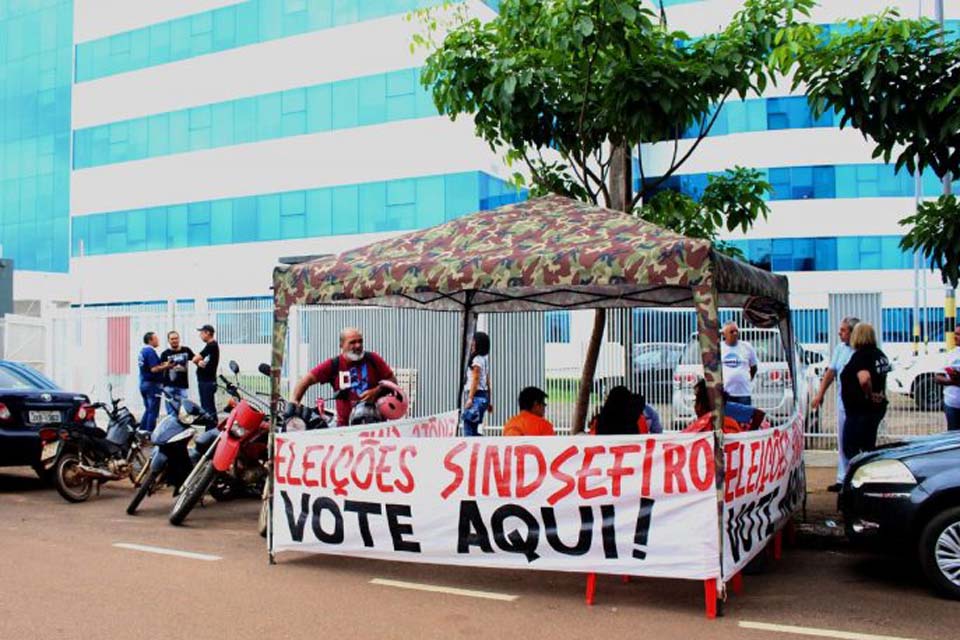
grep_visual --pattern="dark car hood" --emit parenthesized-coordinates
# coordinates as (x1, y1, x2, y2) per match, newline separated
(852, 432, 960, 467)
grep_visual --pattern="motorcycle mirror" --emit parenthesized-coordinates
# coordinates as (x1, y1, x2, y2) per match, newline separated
(107, 382, 113, 396)
(229, 360, 240, 375)
(258, 363, 272, 377)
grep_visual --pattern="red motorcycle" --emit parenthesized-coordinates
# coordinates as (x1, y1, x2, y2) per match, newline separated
(169, 360, 269, 526)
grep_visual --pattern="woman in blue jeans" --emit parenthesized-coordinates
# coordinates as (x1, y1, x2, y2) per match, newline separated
(839, 323, 891, 460)
(461, 332, 491, 436)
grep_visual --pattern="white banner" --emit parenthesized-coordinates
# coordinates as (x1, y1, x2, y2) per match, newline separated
(306, 411, 459, 439)
(272, 430, 721, 579)
(721, 414, 805, 577)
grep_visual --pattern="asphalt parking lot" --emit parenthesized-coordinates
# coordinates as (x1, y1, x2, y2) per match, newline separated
(1, 465, 958, 640)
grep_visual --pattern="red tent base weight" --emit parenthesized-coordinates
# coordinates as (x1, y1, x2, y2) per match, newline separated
(583, 525, 791, 618)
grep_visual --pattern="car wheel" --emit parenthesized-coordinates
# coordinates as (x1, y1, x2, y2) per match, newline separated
(919, 506, 960, 599)
(914, 374, 943, 412)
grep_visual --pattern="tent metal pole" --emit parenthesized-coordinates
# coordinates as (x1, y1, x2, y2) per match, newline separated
(456, 292, 478, 434)
(267, 306, 290, 565)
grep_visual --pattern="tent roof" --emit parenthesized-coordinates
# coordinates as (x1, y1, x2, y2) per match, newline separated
(272, 194, 788, 316)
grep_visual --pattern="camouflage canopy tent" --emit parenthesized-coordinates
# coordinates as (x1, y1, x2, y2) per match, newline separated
(269, 194, 794, 425)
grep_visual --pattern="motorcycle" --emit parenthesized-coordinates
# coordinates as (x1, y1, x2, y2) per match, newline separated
(258, 387, 335, 537)
(39, 383, 149, 503)
(169, 361, 273, 526)
(126, 393, 218, 515)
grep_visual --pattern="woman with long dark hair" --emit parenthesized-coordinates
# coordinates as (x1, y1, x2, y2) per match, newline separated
(593, 385, 644, 435)
(462, 331, 491, 436)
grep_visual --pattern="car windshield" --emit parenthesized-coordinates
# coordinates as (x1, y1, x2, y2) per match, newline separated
(681, 331, 786, 365)
(0, 366, 40, 390)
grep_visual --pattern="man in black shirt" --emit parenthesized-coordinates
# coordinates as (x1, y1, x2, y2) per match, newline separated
(193, 324, 220, 417)
(159, 331, 195, 415)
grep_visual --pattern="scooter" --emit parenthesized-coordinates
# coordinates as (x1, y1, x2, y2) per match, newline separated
(126, 393, 218, 515)
(39, 383, 149, 503)
(169, 361, 272, 526)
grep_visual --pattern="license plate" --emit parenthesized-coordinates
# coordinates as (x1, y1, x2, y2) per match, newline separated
(40, 441, 61, 464)
(29, 410, 61, 424)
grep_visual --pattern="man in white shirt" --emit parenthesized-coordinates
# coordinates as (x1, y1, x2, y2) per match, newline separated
(720, 321, 758, 406)
(935, 324, 960, 431)
(811, 316, 859, 490)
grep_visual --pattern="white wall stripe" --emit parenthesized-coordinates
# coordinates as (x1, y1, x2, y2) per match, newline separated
(75, 0, 245, 44)
(72, 4, 494, 129)
(70, 117, 504, 215)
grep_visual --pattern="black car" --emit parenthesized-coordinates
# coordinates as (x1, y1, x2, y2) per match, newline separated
(841, 431, 960, 598)
(0, 360, 94, 475)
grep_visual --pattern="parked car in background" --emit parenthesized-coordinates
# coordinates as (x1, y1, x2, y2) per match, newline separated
(888, 350, 948, 411)
(0, 360, 94, 477)
(671, 329, 817, 429)
(633, 342, 685, 402)
(595, 342, 685, 405)
(841, 431, 960, 599)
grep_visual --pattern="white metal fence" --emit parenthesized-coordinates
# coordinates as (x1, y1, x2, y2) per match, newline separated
(18, 288, 956, 448)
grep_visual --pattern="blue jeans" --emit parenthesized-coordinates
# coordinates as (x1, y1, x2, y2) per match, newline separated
(198, 380, 218, 417)
(462, 392, 489, 437)
(946, 406, 960, 431)
(163, 386, 188, 415)
(139, 381, 161, 434)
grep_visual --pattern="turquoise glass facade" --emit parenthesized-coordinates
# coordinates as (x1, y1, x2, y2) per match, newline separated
(643, 163, 960, 202)
(73, 68, 437, 169)
(74, 0, 443, 83)
(0, 0, 73, 272)
(70, 171, 525, 257)
(725, 235, 925, 272)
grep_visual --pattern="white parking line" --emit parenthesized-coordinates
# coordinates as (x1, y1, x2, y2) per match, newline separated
(370, 578, 517, 601)
(112, 542, 222, 562)
(738, 621, 920, 640)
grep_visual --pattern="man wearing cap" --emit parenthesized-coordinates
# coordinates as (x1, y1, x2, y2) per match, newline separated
(192, 324, 220, 416)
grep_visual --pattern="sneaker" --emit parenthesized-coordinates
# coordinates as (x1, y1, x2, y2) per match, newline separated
(827, 483, 842, 493)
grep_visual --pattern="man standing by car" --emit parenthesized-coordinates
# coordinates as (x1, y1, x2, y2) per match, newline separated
(159, 331, 194, 415)
(137, 332, 164, 436)
(290, 327, 396, 426)
(721, 321, 758, 406)
(811, 316, 859, 491)
(935, 324, 960, 431)
(192, 324, 220, 417)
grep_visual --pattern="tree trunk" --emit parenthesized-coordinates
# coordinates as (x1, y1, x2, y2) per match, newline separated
(571, 144, 633, 433)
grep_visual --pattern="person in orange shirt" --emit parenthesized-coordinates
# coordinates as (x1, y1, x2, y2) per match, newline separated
(502, 386, 555, 436)
(684, 379, 742, 435)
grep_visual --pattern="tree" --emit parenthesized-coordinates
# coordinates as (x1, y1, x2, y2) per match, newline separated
(419, 0, 813, 430)
(783, 12, 960, 285)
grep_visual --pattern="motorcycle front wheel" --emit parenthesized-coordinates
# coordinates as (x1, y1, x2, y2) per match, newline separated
(169, 460, 216, 526)
(54, 452, 93, 503)
(127, 468, 158, 515)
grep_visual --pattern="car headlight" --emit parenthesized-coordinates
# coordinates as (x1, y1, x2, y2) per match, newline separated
(851, 459, 917, 488)
(177, 404, 196, 425)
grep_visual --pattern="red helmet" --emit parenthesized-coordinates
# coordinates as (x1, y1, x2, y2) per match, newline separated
(376, 380, 409, 421)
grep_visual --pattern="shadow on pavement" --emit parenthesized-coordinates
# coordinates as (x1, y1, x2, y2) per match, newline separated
(0, 467, 49, 493)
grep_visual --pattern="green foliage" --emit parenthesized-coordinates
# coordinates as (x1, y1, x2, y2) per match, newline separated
(419, 0, 815, 207)
(638, 167, 771, 254)
(900, 196, 960, 288)
(786, 12, 960, 178)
